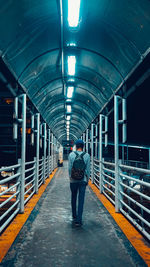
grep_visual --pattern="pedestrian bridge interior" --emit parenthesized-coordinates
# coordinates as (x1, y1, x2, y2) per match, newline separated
(0, 0, 150, 266)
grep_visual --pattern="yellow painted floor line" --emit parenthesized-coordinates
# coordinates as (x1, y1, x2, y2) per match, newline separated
(0, 168, 58, 263)
(89, 180, 150, 266)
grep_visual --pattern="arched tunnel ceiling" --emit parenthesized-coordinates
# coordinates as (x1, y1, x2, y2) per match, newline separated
(0, 0, 150, 143)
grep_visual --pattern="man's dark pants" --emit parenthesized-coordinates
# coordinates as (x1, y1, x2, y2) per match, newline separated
(70, 182, 87, 223)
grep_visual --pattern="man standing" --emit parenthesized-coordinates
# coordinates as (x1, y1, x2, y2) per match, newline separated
(68, 139, 90, 226)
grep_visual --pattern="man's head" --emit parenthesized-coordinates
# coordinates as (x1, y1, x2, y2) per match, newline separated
(75, 139, 84, 150)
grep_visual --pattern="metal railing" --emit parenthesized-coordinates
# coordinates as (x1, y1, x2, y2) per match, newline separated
(103, 161, 115, 205)
(0, 163, 21, 233)
(0, 155, 54, 234)
(123, 160, 149, 169)
(119, 164, 150, 240)
(38, 157, 44, 188)
(24, 159, 36, 205)
(93, 158, 150, 240)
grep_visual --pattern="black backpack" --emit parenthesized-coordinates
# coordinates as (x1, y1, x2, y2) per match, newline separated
(71, 152, 86, 180)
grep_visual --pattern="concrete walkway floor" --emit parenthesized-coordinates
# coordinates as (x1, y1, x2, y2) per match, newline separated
(1, 162, 146, 267)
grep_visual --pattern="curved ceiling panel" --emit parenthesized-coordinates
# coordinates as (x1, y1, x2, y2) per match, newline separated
(0, 0, 60, 78)
(0, 0, 150, 143)
(18, 50, 61, 88)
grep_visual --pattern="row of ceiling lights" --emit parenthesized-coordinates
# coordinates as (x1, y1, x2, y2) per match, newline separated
(66, 1, 81, 140)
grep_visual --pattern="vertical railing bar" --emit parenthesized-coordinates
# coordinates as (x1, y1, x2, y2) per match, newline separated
(43, 123, 47, 183)
(13, 96, 18, 140)
(114, 95, 119, 212)
(91, 123, 94, 183)
(86, 129, 88, 153)
(48, 129, 51, 176)
(35, 113, 40, 193)
(20, 94, 26, 213)
(99, 115, 103, 193)
(17, 159, 21, 211)
(122, 98, 127, 144)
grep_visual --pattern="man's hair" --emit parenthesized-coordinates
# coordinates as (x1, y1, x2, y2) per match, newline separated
(75, 139, 84, 150)
(76, 143, 84, 149)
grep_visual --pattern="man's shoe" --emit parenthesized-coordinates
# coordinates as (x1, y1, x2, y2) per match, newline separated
(75, 221, 82, 227)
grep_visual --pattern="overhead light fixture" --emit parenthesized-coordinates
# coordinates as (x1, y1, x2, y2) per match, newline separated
(67, 43, 76, 47)
(67, 105, 71, 113)
(68, 0, 81, 27)
(66, 115, 71, 120)
(68, 56, 76, 76)
(67, 86, 74, 98)
(68, 78, 75, 82)
(66, 125, 70, 129)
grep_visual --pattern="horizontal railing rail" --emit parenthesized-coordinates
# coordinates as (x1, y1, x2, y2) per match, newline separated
(92, 158, 150, 240)
(24, 159, 36, 205)
(0, 153, 56, 234)
(0, 163, 21, 233)
(119, 163, 150, 240)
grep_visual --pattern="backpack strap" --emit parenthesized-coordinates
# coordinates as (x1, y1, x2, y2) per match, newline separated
(74, 151, 78, 156)
(81, 152, 86, 158)
(74, 151, 85, 157)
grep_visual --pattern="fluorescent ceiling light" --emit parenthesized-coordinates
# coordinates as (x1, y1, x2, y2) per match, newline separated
(68, 78, 75, 82)
(67, 105, 71, 113)
(66, 121, 70, 125)
(67, 43, 76, 47)
(68, 0, 81, 27)
(66, 115, 71, 120)
(68, 56, 76, 76)
(67, 86, 74, 98)
(66, 125, 70, 129)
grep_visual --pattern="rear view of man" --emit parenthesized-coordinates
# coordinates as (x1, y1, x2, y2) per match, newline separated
(68, 139, 90, 226)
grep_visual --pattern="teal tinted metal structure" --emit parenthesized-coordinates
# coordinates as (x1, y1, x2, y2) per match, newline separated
(0, 0, 149, 142)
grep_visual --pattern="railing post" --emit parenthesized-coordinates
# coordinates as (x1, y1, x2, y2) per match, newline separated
(31, 114, 34, 146)
(86, 129, 88, 153)
(53, 134, 54, 171)
(118, 160, 123, 211)
(20, 94, 26, 213)
(13, 96, 18, 140)
(42, 156, 44, 183)
(114, 95, 127, 212)
(99, 115, 103, 193)
(101, 158, 104, 192)
(99, 114, 108, 193)
(51, 133, 53, 172)
(114, 95, 119, 212)
(83, 132, 86, 152)
(53, 136, 55, 170)
(48, 129, 51, 176)
(122, 98, 127, 144)
(91, 123, 94, 183)
(43, 123, 47, 182)
(34, 157, 36, 193)
(149, 149, 150, 169)
(95, 124, 98, 159)
(17, 158, 22, 211)
(35, 113, 40, 193)
(51, 133, 53, 171)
